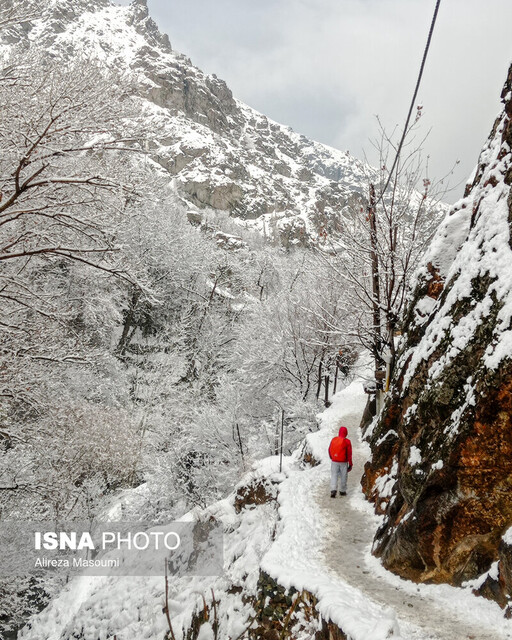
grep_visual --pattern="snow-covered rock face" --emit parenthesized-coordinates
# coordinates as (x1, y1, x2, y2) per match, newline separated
(363, 63, 512, 599)
(1, 0, 373, 244)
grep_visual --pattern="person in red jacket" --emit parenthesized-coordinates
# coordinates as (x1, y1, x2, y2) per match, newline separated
(328, 426, 353, 497)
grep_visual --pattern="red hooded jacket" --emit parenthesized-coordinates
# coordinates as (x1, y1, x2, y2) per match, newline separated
(328, 427, 353, 465)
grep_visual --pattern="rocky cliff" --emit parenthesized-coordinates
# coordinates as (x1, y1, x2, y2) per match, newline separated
(0, 0, 375, 245)
(363, 62, 512, 608)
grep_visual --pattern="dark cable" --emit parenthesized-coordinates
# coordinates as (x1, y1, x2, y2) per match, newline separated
(376, 0, 442, 204)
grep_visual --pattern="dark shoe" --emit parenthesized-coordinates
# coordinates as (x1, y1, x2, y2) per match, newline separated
(339, 491, 347, 496)
(330, 490, 337, 498)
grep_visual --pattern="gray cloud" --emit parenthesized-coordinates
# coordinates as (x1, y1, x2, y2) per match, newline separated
(118, 0, 512, 202)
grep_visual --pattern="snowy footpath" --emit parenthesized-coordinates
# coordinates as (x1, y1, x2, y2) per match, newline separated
(264, 380, 512, 640)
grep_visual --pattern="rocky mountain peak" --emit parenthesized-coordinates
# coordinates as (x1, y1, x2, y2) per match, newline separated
(1, 0, 378, 244)
(126, 0, 171, 51)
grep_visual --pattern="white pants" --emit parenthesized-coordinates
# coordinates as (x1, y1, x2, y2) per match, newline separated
(331, 462, 348, 492)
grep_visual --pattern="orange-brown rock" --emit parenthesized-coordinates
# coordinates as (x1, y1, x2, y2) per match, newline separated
(425, 262, 444, 299)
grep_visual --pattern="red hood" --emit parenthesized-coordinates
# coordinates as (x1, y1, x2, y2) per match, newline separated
(338, 427, 348, 438)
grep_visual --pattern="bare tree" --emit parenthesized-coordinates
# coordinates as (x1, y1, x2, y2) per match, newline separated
(0, 55, 143, 272)
(0, 51, 150, 370)
(323, 115, 452, 379)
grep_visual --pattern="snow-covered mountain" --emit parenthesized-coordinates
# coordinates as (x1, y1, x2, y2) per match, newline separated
(363, 62, 512, 608)
(1, 0, 374, 245)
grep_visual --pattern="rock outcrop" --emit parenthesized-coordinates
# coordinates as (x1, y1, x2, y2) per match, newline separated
(363, 63, 512, 604)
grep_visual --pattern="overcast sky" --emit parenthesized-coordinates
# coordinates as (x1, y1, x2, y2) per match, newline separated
(119, 0, 512, 202)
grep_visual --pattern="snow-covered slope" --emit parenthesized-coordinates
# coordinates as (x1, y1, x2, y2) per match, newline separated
(19, 381, 512, 640)
(1, 0, 375, 245)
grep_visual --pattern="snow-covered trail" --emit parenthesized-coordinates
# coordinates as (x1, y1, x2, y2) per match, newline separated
(317, 396, 511, 640)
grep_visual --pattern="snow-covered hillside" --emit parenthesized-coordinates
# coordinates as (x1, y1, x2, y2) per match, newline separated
(1, 0, 377, 245)
(18, 381, 512, 640)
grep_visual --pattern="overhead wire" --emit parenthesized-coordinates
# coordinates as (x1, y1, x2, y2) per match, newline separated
(375, 0, 442, 205)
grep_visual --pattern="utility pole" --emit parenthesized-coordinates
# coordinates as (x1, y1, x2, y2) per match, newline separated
(368, 183, 382, 371)
(279, 409, 285, 473)
(368, 183, 386, 413)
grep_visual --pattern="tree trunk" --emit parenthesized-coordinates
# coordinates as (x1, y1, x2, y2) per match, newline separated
(116, 288, 141, 356)
(324, 374, 330, 407)
(316, 360, 323, 399)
